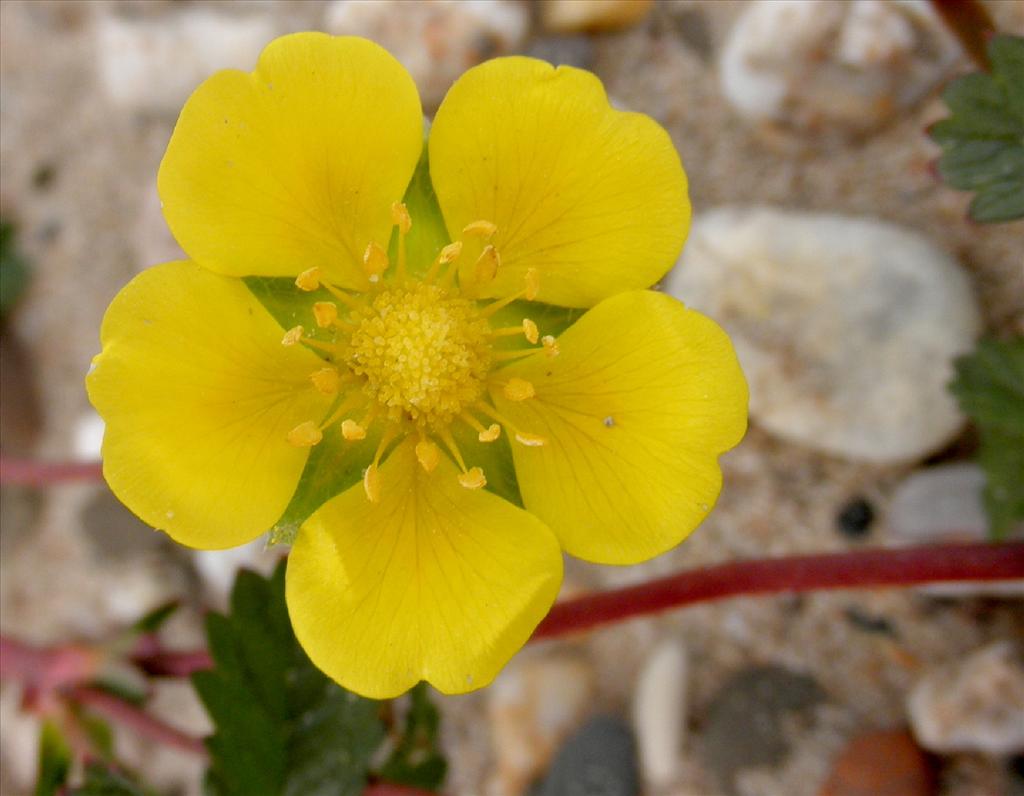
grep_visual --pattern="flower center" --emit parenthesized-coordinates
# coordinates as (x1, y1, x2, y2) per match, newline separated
(346, 284, 492, 430)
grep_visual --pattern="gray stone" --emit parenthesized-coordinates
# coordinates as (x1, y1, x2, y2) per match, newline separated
(539, 715, 639, 796)
(888, 463, 988, 543)
(700, 665, 825, 796)
(663, 207, 982, 464)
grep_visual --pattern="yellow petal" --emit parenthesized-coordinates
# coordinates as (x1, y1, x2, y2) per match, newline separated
(159, 33, 422, 286)
(86, 261, 335, 549)
(286, 437, 563, 698)
(429, 57, 689, 308)
(492, 290, 747, 565)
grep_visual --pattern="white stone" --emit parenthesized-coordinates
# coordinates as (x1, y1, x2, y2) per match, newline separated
(192, 539, 282, 608)
(633, 639, 688, 788)
(908, 642, 1024, 755)
(719, 0, 958, 135)
(71, 410, 105, 461)
(96, 10, 276, 113)
(323, 0, 529, 110)
(486, 653, 596, 796)
(663, 207, 982, 463)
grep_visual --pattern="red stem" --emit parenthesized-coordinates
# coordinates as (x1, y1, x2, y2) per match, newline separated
(69, 686, 208, 758)
(928, 0, 995, 70)
(0, 457, 103, 486)
(533, 541, 1023, 639)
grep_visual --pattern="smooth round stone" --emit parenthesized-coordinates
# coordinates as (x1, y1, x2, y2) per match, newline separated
(888, 463, 988, 543)
(632, 640, 688, 787)
(663, 207, 982, 464)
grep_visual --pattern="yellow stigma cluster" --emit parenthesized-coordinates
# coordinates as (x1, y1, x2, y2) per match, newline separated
(347, 284, 492, 430)
(283, 202, 558, 501)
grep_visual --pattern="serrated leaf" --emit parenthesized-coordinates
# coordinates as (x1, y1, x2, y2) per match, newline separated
(1, 219, 31, 319)
(950, 338, 1024, 539)
(70, 762, 157, 796)
(195, 563, 385, 796)
(377, 683, 447, 791)
(931, 35, 1024, 223)
(35, 721, 71, 796)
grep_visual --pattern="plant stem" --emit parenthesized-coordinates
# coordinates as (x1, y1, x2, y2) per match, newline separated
(0, 457, 103, 486)
(929, 0, 995, 70)
(532, 541, 1024, 640)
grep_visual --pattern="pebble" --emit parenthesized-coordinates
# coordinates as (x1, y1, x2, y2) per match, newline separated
(700, 665, 825, 796)
(663, 207, 981, 464)
(836, 497, 876, 540)
(96, 9, 277, 114)
(539, 0, 653, 34)
(719, 0, 958, 137)
(908, 642, 1024, 756)
(632, 639, 688, 788)
(538, 715, 639, 796)
(888, 463, 988, 543)
(819, 729, 933, 796)
(323, 0, 528, 111)
(486, 654, 596, 796)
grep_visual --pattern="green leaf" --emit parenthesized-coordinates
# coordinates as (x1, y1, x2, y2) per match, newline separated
(377, 684, 447, 791)
(130, 601, 180, 635)
(35, 721, 71, 796)
(1, 219, 31, 319)
(195, 563, 385, 796)
(931, 35, 1024, 223)
(70, 762, 157, 796)
(949, 337, 1024, 539)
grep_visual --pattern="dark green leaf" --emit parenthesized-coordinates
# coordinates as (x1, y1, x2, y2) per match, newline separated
(377, 684, 447, 791)
(70, 762, 157, 796)
(131, 601, 180, 635)
(949, 337, 1024, 538)
(931, 35, 1024, 223)
(35, 721, 71, 796)
(1, 219, 31, 319)
(196, 563, 386, 796)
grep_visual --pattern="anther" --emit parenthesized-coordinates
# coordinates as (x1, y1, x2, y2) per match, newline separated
(525, 268, 540, 301)
(295, 268, 321, 292)
(312, 301, 338, 328)
(281, 325, 304, 346)
(363, 242, 389, 283)
(341, 419, 366, 440)
(502, 378, 536, 401)
(287, 420, 323, 447)
(415, 437, 440, 473)
(458, 467, 487, 490)
(363, 463, 380, 503)
(391, 201, 412, 234)
(542, 335, 560, 357)
(522, 319, 539, 344)
(474, 245, 500, 283)
(514, 432, 546, 447)
(462, 220, 497, 238)
(479, 423, 501, 443)
(425, 241, 463, 283)
(310, 367, 341, 394)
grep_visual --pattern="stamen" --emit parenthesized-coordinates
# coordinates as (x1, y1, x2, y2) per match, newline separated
(312, 301, 338, 328)
(502, 377, 536, 401)
(424, 241, 463, 284)
(522, 318, 539, 344)
(319, 281, 363, 311)
(363, 242, 388, 283)
(341, 419, 366, 441)
(474, 245, 500, 284)
(310, 366, 342, 395)
(282, 329, 340, 357)
(363, 424, 401, 502)
(474, 401, 547, 448)
(317, 393, 364, 433)
(281, 325, 304, 346)
(524, 268, 540, 301)
(462, 220, 497, 239)
(392, 201, 411, 280)
(415, 436, 440, 473)
(493, 349, 537, 362)
(295, 267, 321, 292)
(514, 432, 546, 447)
(542, 335, 560, 357)
(460, 412, 501, 443)
(458, 467, 486, 490)
(481, 270, 542, 318)
(287, 420, 323, 447)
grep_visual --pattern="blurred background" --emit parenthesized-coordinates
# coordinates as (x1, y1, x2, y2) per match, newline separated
(1, 1, 1022, 795)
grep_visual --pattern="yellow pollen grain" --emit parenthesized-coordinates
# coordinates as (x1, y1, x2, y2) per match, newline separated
(346, 283, 492, 431)
(341, 419, 366, 441)
(295, 268, 321, 292)
(310, 367, 341, 394)
(462, 219, 497, 238)
(479, 423, 501, 443)
(281, 325, 304, 346)
(312, 301, 338, 328)
(523, 318, 539, 344)
(503, 377, 535, 402)
(458, 467, 486, 490)
(287, 420, 322, 447)
(415, 438, 440, 473)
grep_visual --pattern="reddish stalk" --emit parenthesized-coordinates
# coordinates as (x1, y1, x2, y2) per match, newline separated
(929, 0, 995, 70)
(0, 457, 103, 486)
(69, 686, 207, 758)
(533, 541, 1024, 640)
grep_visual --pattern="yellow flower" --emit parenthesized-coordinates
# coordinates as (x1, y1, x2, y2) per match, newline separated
(86, 33, 747, 699)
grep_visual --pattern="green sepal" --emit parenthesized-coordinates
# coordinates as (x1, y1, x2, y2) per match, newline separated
(195, 563, 386, 796)
(949, 337, 1024, 539)
(69, 763, 158, 796)
(35, 721, 72, 796)
(931, 35, 1024, 223)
